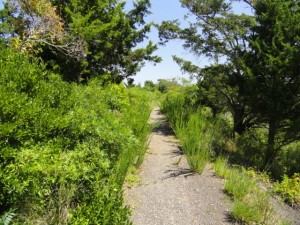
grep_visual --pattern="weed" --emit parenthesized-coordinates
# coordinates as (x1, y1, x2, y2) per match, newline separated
(224, 169, 256, 200)
(213, 156, 230, 179)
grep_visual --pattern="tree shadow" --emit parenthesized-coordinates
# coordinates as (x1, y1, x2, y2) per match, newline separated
(162, 168, 195, 179)
(152, 122, 175, 136)
(162, 146, 184, 158)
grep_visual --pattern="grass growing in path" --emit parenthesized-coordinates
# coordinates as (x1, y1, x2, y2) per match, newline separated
(161, 90, 293, 224)
(161, 93, 215, 173)
(214, 156, 292, 225)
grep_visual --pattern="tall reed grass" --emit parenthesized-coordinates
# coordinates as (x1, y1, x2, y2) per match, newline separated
(161, 92, 220, 173)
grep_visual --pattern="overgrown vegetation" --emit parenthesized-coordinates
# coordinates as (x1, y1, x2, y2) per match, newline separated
(1, 0, 300, 223)
(0, 0, 160, 222)
(160, 82, 298, 223)
(158, 0, 300, 210)
(0, 46, 153, 224)
(274, 174, 300, 207)
(160, 87, 231, 173)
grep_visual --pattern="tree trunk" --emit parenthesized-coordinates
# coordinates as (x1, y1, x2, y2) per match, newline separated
(264, 118, 277, 168)
(232, 105, 246, 138)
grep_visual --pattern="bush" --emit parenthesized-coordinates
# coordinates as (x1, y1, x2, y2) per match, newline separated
(0, 46, 152, 224)
(274, 173, 300, 206)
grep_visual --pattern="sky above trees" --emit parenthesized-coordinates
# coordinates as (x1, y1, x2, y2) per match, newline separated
(125, 0, 253, 85)
(125, 0, 198, 84)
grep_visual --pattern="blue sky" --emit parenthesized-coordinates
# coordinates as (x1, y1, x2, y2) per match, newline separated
(126, 0, 200, 85)
(125, 0, 253, 85)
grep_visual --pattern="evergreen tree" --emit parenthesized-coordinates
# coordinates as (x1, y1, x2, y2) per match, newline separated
(158, 0, 256, 136)
(159, 0, 300, 168)
(0, 0, 161, 83)
(49, 0, 162, 82)
(243, 0, 300, 167)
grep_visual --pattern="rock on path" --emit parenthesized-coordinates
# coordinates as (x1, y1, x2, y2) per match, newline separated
(124, 107, 232, 225)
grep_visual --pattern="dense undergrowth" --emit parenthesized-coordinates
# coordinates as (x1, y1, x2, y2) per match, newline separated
(0, 47, 153, 224)
(160, 87, 231, 173)
(161, 86, 300, 224)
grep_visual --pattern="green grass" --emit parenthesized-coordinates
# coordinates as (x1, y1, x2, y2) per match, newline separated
(213, 156, 231, 179)
(213, 156, 288, 224)
(224, 168, 256, 200)
(161, 94, 215, 173)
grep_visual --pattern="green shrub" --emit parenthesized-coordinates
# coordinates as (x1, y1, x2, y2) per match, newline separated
(0, 47, 153, 224)
(271, 143, 300, 180)
(274, 173, 300, 206)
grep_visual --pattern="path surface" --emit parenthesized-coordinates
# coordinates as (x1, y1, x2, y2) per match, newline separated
(125, 107, 232, 225)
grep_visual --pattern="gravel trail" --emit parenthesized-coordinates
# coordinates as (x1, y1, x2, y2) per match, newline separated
(124, 107, 232, 225)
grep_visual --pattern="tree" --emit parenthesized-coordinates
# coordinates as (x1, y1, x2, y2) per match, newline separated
(46, 0, 161, 82)
(144, 80, 156, 91)
(159, 0, 300, 168)
(158, 0, 256, 136)
(0, 0, 84, 58)
(242, 0, 300, 167)
(0, 0, 161, 83)
(174, 57, 256, 136)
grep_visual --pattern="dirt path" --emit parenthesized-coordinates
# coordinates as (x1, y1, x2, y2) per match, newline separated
(124, 107, 232, 225)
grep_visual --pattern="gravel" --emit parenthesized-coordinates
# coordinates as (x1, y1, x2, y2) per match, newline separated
(124, 107, 232, 225)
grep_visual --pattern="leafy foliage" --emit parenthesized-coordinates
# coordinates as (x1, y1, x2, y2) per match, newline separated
(0, 0, 161, 83)
(242, 0, 300, 167)
(0, 210, 15, 225)
(274, 174, 300, 206)
(0, 46, 153, 224)
(158, 0, 300, 171)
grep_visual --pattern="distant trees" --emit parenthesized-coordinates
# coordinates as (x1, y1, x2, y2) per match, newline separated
(0, 0, 161, 83)
(159, 0, 300, 168)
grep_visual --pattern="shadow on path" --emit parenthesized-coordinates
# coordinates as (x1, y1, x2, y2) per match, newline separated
(152, 122, 175, 136)
(163, 168, 195, 179)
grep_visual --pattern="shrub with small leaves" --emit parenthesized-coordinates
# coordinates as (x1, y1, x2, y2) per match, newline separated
(274, 173, 300, 206)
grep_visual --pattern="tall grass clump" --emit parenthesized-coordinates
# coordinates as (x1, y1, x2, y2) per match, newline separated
(161, 90, 223, 173)
(180, 111, 212, 173)
(231, 192, 273, 225)
(0, 46, 153, 224)
(224, 168, 256, 199)
(213, 156, 276, 224)
(213, 156, 230, 178)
